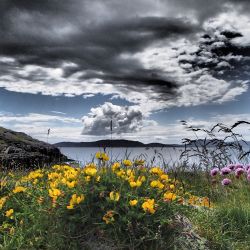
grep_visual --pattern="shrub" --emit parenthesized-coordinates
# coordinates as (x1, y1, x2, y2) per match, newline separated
(0, 154, 212, 249)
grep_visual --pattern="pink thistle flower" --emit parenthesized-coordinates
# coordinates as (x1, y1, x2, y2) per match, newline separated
(235, 168, 245, 177)
(221, 167, 231, 175)
(234, 163, 244, 170)
(227, 164, 235, 170)
(221, 178, 232, 186)
(245, 164, 250, 172)
(210, 168, 219, 177)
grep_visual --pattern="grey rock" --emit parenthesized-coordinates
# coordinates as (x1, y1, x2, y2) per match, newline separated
(172, 214, 211, 250)
(0, 126, 68, 169)
(4, 146, 24, 154)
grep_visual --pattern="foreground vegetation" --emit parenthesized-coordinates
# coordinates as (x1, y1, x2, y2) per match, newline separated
(0, 152, 249, 249)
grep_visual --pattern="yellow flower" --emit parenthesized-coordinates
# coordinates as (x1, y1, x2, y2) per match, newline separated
(84, 167, 97, 176)
(48, 172, 61, 180)
(67, 204, 74, 209)
(64, 168, 79, 180)
(112, 162, 121, 172)
(123, 159, 133, 167)
(200, 197, 212, 208)
(61, 178, 67, 185)
(0, 196, 7, 210)
(95, 151, 102, 159)
(150, 180, 164, 189)
(52, 164, 61, 170)
(49, 181, 58, 189)
(150, 167, 163, 175)
(71, 194, 78, 202)
(6, 209, 14, 218)
(129, 199, 138, 206)
(13, 186, 27, 194)
(188, 195, 198, 206)
(95, 152, 109, 161)
(101, 153, 109, 161)
(27, 170, 44, 180)
(129, 181, 137, 188)
(163, 192, 177, 201)
(48, 188, 61, 199)
(67, 194, 85, 209)
(160, 174, 169, 181)
(169, 184, 175, 190)
(158, 182, 164, 189)
(128, 175, 135, 182)
(85, 176, 91, 182)
(66, 181, 77, 188)
(116, 170, 126, 178)
(142, 199, 155, 214)
(126, 169, 132, 176)
(138, 176, 146, 182)
(103, 210, 115, 224)
(136, 180, 142, 187)
(76, 194, 85, 204)
(96, 176, 101, 182)
(109, 191, 120, 201)
(150, 180, 159, 188)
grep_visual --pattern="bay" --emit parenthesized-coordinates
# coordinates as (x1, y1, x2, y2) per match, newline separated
(59, 146, 250, 168)
(59, 147, 187, 167)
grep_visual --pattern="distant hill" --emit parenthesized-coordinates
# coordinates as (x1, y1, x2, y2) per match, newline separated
(54, 139, 182, 148)
(54, 139, 250, 148)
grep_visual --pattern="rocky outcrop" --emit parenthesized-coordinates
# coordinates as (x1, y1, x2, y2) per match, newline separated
(172, 214, 210, 249)
(0, 127, 68, 169)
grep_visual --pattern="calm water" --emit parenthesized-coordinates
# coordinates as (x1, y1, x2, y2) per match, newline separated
(59, 147, 186, 166)
(59, 146, 250, 167)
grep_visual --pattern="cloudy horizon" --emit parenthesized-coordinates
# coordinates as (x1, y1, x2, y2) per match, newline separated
(0, 0, 250, 144)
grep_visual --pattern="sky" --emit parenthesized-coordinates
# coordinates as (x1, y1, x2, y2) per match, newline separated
(0, 0, 250, 144)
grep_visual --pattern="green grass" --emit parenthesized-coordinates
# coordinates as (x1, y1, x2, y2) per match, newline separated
(179, 172, 250, 250)
(0, 156, 249, 249)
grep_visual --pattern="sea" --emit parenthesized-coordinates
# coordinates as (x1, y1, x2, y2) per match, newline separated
(59, 147, 185, 166)
(59, 146, 250, 168)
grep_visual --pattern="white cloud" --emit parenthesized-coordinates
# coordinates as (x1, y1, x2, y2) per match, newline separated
(0, 57, 15, 63)
(204, 9, 250, 46)
(83, 94, 95, 99)
(217, 81, 248, 103)
(50, 111, 67, 115)
(0, 113, 80, 124)
(82, 102, 145, 135)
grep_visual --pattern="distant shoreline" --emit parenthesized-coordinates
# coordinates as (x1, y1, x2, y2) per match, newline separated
(54, 139, 183, 148)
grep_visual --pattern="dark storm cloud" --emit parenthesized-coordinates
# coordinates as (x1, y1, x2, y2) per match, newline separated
(177, 29, 250, 82)
(0, 0, 199, 98)
(0, 15, 197, 62)
(0, 0, 249, 105)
